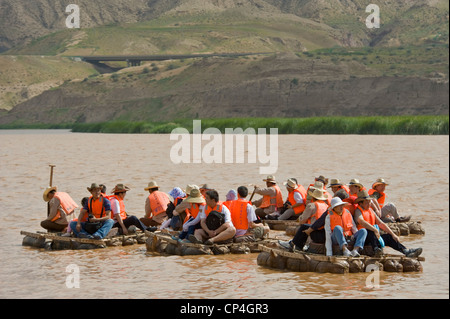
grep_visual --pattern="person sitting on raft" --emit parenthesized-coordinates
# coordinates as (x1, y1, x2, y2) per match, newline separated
(368, 178, 411, 223)
(354, 190, 422, 258)
(109, 184, 156, 234)
(324, 197, 367, 257)
(252, 175, 284, 219)
(228, 186, 269, 242)
(189, 189, 236, 245)
(41, 186, 78, 232)
(70, 183, 114, 239)
(278, 188, 329, 252)
(140, 181, 171, 227)
(172, 186, 206, 241)
(276, 178, 307, 220)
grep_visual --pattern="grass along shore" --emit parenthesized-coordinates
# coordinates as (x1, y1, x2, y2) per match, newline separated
(1, 116, 448, 135)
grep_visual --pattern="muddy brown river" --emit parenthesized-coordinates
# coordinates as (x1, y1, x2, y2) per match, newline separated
(0, 130, 448, 298)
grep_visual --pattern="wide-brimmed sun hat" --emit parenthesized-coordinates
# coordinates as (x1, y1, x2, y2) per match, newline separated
(87, 183, 102, 192)
(263, 175, 277, 183)
(355, 190, 374, 203)
(348, 179, 364, 189)
(330, 197, 349, 209)
(43, 186, 57, 202)
(328, 179, 344, 188)
(310, 188, 328, 201)
(185, 188, 206, 204)
(144, 181, 159, 191)
(283, 178, 298, 189)
(372, 178, 389, 188)
(111, 184, 130, 193)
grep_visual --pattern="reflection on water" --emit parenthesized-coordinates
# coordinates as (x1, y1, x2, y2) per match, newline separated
(0, 130, 448, 298)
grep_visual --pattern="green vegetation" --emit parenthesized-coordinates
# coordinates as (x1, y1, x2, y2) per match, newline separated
(3, 116, 444, 135)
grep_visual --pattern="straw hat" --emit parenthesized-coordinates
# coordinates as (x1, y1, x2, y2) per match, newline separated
(330, 197, 349, 209)
(328, 179, 343, 188)
(283, 178, 298, 189)
(310, 181, 324, 191)
(310, 188, 328, 201)
(185, 188, 206, 204)
(111, 184, 130, 193)
(144, 181, 159, 191)
(355, 190, 373, 203)
(348, 179, 364, 189)
(372, 178, 389, 188)
(43, 186, 57, 202)
(87, 183, 102, 192)
(263, 175, 277, 183)
(315, 175, 328, 185)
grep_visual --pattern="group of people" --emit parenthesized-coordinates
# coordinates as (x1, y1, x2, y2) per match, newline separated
(40, 174, 422, 258)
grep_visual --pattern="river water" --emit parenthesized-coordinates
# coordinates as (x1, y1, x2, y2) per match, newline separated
(0, 130, 448, 299)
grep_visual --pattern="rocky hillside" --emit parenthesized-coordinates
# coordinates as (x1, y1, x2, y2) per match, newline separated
(1, 52, 447, 125)
(0, 0, 448, 124)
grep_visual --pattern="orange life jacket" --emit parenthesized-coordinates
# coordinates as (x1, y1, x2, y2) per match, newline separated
(87, 195, 108, 219)
(349, 186, 367, 197)
(183, 202, 206, 224)
(223, 200, 235, 210)
(343, 195, 358, 215)
(50, 192, 78, 222)
(368, 189, 386, 208)
(109, 195, 127, 221)
(148, 191, 170, 216)
(356, 204, 376, 230)
(260, 185, 283, 209)
(204, 203, 224, 218)
(288, 185, 307, 214)
(329, 208, 354, 237)
(334, 185, 350, 195)
(229, 198, 250, 231)
(307, 201, 328, 225)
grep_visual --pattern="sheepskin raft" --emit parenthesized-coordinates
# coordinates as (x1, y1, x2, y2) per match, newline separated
(20, 230, 147, 250)
(257, 244, 425, 274)
(145, 231, 276, 256)
(263, 220, 425, 236)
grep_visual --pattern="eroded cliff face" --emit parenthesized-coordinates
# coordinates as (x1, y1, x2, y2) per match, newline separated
(1, 54, 447, 125)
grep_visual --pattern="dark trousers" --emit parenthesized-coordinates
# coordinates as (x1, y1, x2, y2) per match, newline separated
(292, 224, 325, 249)
(365, 230, 406, 253)
(113, 215, 148, 233)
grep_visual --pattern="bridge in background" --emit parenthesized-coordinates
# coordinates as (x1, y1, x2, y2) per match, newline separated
(75, 52, 272, 67)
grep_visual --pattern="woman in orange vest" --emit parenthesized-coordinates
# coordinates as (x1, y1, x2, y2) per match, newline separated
(172, 186, 206, 241)
(278, 178, 307, 220)
(354, 190, 422, 258)
(109, 184, 156, 235)
(324, 197, 366, 257)
(41, 186, 78, 232)
(252, 175, 284, 219)
(70, 183, 114, 239)
(140, 181, 171, 227)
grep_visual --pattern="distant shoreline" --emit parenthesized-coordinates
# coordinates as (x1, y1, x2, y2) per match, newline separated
(0, 115, 448, 135)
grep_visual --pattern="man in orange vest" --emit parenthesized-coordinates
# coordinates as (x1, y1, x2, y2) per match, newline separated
(70, 183, 114, 239)
(277, 178, 307, 220)
(110, 184, 156, 235)
(141, 181, 171, 227)
(328, 178, 350, 196)
(278, 188, 329, 252)
(229, 186, 270, 241)
(41, 186, 78, 232)
(355, 190, 422, 258)
(252, 175, 284, 219)
(369, 178, 411, 223)
(324, 197, 366, 257)
(190, 189, 236, 245)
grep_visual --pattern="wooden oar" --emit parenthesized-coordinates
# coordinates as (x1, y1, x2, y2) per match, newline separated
(248, 185, 257, 202)
(47, 164, 55, 217)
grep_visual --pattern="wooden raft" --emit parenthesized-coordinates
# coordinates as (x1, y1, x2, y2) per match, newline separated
(257, 245, 425, 274)
(264, 219, 425, 236)
(21, 230, 147, 250)
(145, 231, 277, 256)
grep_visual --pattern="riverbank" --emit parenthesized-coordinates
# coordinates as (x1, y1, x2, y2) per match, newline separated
(0, 116, 448, 135)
